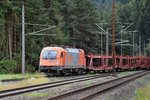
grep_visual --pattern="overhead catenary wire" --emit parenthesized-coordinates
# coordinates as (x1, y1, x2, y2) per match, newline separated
(26, 26, 56, 35)
(0, 21, 54, 27)
(27, 34, 56, 36)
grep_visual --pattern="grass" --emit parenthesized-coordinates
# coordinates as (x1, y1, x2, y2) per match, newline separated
(25, 91, 57, 98)
(118, 72, 131, 77)
(84, 80, 93, 86)
(25, 92, 49, 98)
(0, 73, 45, 80)
(134, 84, 150, 100)
(0, 77, 49, 91)
(117, 71, 137, 77)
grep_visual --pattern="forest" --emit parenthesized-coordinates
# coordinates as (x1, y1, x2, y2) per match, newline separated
(0, 0, 150, 73)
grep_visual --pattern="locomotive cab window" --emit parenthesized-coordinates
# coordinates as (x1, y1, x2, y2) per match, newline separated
(42, 50, 57, 60)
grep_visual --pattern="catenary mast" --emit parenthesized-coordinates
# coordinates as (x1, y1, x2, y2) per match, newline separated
(112, 0, 116, 73)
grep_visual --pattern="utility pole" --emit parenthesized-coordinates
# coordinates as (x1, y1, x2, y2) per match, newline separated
(22, 3, 25, 74)
(106, 29, 109, 56)
(9, 34, 12, 60)
(120, 31, 122, 67)
(127, 30, 138, 56)
(139, 35, 141, 56)
(106, 29, 109, 67)
(100, 21, 105, 55)
(132, 32, 134, 56)
(144, 41, 146, 56)
(101, 23, 103, 55)
(120, 26, 124, 56)
(95, 22, 108, 55)
(112, 0, 116, 73)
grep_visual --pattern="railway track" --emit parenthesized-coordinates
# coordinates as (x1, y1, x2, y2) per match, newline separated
(1, 75, 47, 83)
(47, 71, 150, 100)
(1, 78, 25, 83)
(0, 73, 112, 99)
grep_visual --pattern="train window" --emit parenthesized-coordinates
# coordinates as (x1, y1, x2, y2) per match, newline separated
(131, 59, 136, 64)
(60, 52, 63, 58)
(42, 50, 57, 60)
(108, 58, 113, 66)
(116, 58, 120, 64)
(123, 59, 127, 65)
(104, 58, 106, 65)
(93, 58, 102, 67)
(86, 57, 91, 66)
(141, 60, 144, 64)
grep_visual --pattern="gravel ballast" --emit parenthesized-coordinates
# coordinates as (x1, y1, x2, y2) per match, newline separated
(0, 75, 117, 100)
(0, 71, 144, 100)
(92, 73, 150, 100)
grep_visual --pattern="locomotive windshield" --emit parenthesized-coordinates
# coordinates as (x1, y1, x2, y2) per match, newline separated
(42, 50, 57, 60)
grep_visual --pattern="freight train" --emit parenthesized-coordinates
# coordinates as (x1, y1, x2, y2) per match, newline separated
(39, 47, 150, 75)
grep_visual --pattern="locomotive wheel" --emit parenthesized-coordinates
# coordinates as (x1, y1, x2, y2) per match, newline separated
(62, 69, 70, 76)
(77, 69, 84, 75)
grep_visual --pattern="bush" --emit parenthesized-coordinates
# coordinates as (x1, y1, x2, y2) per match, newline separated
(26, 64, 36, 73)
(0, 60, 17, 74)
(0, 60, 37, 74)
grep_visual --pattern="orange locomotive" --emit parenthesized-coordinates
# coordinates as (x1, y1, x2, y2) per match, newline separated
(39, 47, 86, 75)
